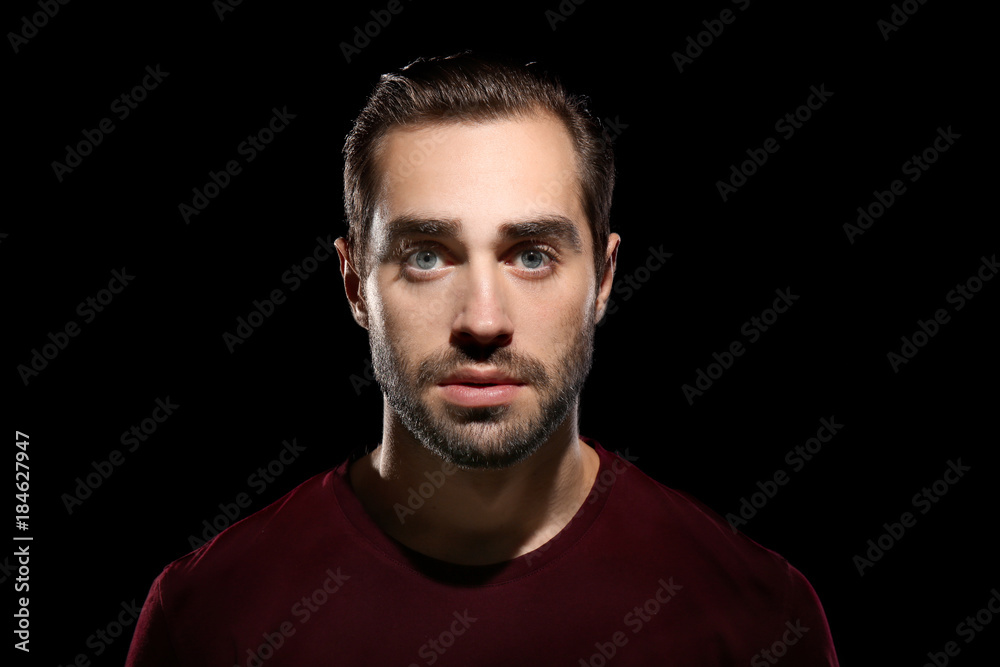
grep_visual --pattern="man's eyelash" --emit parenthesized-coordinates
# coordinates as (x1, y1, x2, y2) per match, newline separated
(518, 243, 560, 262)
(393, 241, 561, 262)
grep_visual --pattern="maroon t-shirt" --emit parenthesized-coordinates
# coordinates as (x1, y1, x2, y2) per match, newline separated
(126, 439, 839, 666)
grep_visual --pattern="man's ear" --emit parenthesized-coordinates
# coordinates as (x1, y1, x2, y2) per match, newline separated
(335, 237, 369, 329)
(594, 232, 620, 323)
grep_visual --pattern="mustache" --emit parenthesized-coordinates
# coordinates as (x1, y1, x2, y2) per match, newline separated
(415, 346, 551, 389)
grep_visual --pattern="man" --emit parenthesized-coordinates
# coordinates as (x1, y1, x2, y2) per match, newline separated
(127, 52, 838, 665)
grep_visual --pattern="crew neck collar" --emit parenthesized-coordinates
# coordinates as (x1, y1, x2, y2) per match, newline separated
(329, 436, 616, 586)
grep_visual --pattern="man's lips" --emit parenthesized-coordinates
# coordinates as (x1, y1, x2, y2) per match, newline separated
(436, 370, 525, 406)
(437, 370, 524, 386)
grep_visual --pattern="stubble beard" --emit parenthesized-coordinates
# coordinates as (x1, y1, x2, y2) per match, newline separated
(369, 311, 595, 470)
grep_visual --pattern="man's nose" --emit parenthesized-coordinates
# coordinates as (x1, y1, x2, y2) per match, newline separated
(451, 263, 514, 349)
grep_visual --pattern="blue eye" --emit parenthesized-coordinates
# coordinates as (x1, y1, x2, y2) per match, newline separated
(517, 248, 549, 270)
(409, 249, 440, 270)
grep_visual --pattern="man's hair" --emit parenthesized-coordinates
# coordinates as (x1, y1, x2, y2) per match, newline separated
(342, 52, 615, 284)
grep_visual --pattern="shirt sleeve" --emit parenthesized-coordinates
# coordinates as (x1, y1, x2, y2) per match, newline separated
(125, 571, 180, 667)
(779, 563, 840, 667)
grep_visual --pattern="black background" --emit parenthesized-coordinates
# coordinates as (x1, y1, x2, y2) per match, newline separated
(6, 0, 996, 664)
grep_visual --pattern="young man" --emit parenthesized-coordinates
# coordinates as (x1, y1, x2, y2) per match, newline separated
(127, 53, 838, 666)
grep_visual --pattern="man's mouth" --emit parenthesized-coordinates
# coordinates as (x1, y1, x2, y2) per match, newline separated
(437, 370, 525, 406)
(438, 369, 523, 386)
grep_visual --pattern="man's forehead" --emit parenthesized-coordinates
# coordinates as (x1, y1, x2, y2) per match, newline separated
(378, 111, 578, 168)
(371, 114, 588, 248)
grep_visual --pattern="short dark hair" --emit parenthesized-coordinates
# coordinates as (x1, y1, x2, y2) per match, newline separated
(342, 52, 615, 284)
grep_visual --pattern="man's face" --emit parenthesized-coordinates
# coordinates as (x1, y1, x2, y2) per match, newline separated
(359, 113, 613, 470)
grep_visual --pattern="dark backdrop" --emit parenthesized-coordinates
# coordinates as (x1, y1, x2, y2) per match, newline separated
(7, 0, 996, 664)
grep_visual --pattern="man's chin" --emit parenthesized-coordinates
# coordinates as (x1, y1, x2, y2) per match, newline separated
(439, 402, 511, 424)
(424, 436, 542, 471)
(415, 403, 574, 470)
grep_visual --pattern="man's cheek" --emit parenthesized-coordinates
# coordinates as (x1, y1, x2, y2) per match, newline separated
(384, 295, 434, 333)
(398, 286, 457, 328)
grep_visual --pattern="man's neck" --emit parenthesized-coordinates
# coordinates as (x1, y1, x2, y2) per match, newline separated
(348, 410, 600, 566)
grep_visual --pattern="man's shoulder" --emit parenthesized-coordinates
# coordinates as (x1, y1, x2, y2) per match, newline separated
(156, 463, 344, 592)
(597, 443, 797, 586)
(594, 444, 837, 663)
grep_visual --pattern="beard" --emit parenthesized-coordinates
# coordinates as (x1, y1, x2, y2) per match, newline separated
(369, 310, 595, 471)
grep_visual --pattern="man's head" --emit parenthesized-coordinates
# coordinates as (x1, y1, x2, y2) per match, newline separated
(342, 52, 615, 285)
(336, 53, 619, 470)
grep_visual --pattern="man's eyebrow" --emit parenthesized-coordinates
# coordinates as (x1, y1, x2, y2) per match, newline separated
(381, 214, 584, 254)
(497, 216, 583, 253)
(384, 216, 463, 246)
